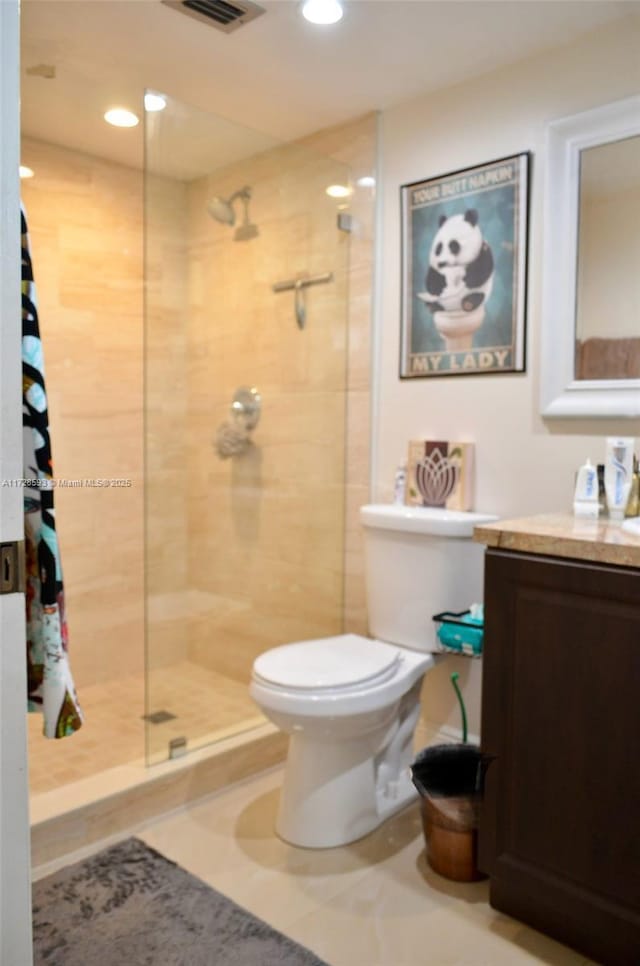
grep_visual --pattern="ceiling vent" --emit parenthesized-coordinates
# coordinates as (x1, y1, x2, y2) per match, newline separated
(162, 0, 265, 33)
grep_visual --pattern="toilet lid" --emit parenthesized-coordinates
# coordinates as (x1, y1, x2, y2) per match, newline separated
(253, 634, 401, 691)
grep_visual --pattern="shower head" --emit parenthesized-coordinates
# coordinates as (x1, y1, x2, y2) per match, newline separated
(233, 195, 259, 241)
(207, 196, 236, 225)
(234, 188, 259, 241)
(234, 218, 259, 242)
(207, 186, 259, 241)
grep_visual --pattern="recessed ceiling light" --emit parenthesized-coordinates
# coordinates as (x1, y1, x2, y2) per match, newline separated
(104, 108, 140, 128)
(144, 92, 167, 113)
(326, 184, 352, 198)
(357, 176, 376, 188)
(19, 165, 34, 179)
(302, 0, 343, 25)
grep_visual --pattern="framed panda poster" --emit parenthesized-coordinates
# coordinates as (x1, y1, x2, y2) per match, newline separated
(400, 153, 530, 378)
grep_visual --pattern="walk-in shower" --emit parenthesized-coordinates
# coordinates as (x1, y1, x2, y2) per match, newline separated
(20, 0, 375, 869)
(207, 184, 259, 240)
(21, 77, 364, 855)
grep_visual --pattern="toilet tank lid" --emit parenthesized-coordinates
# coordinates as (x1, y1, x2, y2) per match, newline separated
(360, 504, 498, 538)
(253, 634, 401, 691)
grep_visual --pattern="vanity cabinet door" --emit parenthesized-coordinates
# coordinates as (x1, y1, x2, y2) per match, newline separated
(479, 548, 640, 964)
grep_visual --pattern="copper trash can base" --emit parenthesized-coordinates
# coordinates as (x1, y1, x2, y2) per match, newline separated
(421, 794, 487, 883)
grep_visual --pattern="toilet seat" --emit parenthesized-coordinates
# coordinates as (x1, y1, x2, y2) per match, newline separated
(253, 634, 402, 692)
(250, 633, 433, 718)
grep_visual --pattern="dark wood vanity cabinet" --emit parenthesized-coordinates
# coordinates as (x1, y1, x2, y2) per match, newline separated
(479, 548, 640, 964)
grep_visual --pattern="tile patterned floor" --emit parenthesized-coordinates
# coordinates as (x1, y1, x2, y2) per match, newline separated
(135, 766, 598, 966)
(28, 661, 262, 794)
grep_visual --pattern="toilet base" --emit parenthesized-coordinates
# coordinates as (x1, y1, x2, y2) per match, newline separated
(275, 683, 424, 849)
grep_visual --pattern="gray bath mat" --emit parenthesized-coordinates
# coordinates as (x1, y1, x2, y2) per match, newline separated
(33, 837, 328, 966)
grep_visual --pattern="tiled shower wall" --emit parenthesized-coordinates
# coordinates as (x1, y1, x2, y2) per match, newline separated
(145, 172, 190, 669)
(184, 113, 377, 682)
(20, 138, 145, 691)
(300, 115, 376, 637)
(184, 151, 349, 682)
(21, 111, 376, 717)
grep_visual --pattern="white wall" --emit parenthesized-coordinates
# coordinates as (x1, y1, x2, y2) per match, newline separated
(375, 16, 640, 735)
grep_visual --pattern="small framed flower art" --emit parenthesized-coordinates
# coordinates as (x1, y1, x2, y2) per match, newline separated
(399, 153, 530, 378)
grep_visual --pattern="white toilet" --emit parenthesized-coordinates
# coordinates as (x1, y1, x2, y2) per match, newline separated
(250, 503, 497, 849)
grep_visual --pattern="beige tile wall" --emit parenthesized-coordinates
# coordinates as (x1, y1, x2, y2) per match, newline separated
(182, 114, 376, 679)
(185, 142, 350, 681)
(145, 172, 190, 671)
(21, 111, 377, 729)
(300, 114, 377, 635)
(21, 137, 194, 695)
(20, 138, 145, 692)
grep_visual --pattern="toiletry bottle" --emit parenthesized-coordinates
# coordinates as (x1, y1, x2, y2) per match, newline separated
(604, 437, 635, 521)
(393, 461, 407, 505)
(597, 464, 607, 515)
(573, 458, 599, 517)
(624, 455, 640, 518)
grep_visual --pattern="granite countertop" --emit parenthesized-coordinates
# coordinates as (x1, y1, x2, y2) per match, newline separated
(473, 513, 640, 569)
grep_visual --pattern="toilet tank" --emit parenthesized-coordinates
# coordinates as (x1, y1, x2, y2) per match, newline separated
(360, 505, 498, 654)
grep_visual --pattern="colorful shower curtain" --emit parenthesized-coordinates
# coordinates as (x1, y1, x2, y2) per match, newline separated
(22, 206, 83, 738)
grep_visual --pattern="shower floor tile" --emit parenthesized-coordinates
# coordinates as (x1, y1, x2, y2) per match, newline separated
(28, 661, 262, 795)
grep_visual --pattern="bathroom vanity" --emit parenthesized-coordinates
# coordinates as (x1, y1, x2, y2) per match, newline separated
(474, 514, 640, 965)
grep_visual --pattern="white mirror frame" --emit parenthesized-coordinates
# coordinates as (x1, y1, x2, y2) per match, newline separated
(540, 95, 640, 419)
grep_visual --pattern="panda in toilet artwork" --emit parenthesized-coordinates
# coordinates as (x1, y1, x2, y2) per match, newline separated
(419, 209, 495, 316)
(401, 153, 528, 375)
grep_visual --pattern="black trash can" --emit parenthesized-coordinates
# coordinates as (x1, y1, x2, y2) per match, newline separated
(411, 743, 488, 882)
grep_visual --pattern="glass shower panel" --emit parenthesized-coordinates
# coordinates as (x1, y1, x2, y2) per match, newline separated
(144, 94, 351, 764)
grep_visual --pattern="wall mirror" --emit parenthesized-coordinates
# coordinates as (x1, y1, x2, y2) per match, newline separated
(540, 95, 640, 418)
